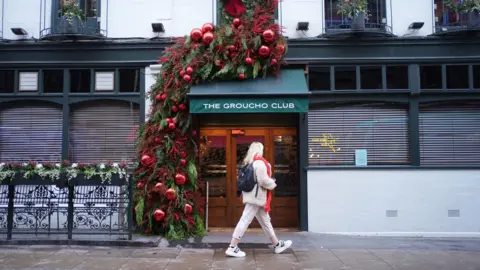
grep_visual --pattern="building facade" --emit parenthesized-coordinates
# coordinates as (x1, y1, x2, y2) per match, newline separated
(1, 0, 480, 236)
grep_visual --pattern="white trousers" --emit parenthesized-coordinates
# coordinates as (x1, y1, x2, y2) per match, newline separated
(232, 203, 276, 240)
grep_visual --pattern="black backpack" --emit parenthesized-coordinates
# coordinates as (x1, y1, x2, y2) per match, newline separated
(236, 163, 259, 197)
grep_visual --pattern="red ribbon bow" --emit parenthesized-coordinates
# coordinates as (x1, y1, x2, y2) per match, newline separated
(224, 0, 246, 17)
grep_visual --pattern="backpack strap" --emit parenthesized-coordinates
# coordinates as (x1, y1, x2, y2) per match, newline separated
(253, 164, 259, 198)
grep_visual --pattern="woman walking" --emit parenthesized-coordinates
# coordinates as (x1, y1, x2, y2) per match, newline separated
(226, 142, 292, 257)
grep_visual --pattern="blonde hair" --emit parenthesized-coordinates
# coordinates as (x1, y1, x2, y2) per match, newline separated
(243, 142, 264, 165)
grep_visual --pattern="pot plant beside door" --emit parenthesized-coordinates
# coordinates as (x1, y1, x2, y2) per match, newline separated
(445, 0, 480, 27)
(57, 0, 85, 34)
(336, 0, 369, 31)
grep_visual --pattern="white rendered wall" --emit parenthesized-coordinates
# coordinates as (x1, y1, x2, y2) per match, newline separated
(308, 170, 480, 237)
(144, 64, 162, 121)
(2, 0, 435, 39)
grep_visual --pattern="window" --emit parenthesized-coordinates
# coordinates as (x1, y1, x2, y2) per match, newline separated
(69, 100, 139, 163)
(446, 65, 469, 89)
(0, 70, 14, 93)
(308, 102, 409, 165)
(0, 103, 62, 162)
(308, 66, 330, 91)
(324, 0, 387, 29)
(473, 65, 480, 89)
(70, 69, 91, 93)
(420, 101, 480, 165)
(420, 65, 442, 90)
(217, 1, 279, 25)
(386, 66, 408, 90)
(60, 0, 98, 18)
(360, 66, 382, 90)
(434, 0, 475, 27)
(334, 66, 356, 90)
(119, 69, 140, 92)
(43, 70, 64, 93)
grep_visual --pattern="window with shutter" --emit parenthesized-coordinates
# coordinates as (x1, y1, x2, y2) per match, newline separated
(69, 100, 140, 164)
(308, 102, 409, 165)
(419, 101, 480, 166)
(0, 103, 62, 162)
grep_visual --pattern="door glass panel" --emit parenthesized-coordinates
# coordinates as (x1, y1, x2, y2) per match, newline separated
(200, 135, 227, 198)
(236, 136, 265, 196)
(273, 135, 299, 197)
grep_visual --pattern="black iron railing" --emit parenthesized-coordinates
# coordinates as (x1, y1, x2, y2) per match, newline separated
(40, 0, 106, 40)
(0, 174, 133, 241)
(324, 0, 391, 35)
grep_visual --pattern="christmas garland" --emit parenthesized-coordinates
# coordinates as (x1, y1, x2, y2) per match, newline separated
(0, 161, 128, 184)
(134, 0, 286, 240)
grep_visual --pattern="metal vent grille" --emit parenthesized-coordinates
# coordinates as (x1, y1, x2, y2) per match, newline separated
(19, 72, 38, 91)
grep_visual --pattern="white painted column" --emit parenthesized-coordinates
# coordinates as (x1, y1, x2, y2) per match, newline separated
(144, 64, 162, 121)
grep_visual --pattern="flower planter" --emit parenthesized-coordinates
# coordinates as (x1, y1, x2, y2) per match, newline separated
(351, 12, 366, 31)
(69, 173, 128, 186)
(10, 173, 66, 186)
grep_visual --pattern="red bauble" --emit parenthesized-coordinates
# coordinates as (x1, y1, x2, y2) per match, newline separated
(202, 32, 214, 45)
(186, 67, 194, 75)
(166, 117, 172, 123)
(258, 45, 270, 57)
(192, 130, 197, 136)
(155, 182, 163, 190)
(161, 93, 167, 100)
(180, 159, 187, 165)
(262, 29, 275, 42)
(233, 18, 241, 26)
(183, 74, 191, 82)
(175, 173, 187, 185)
(179, 104, 186, 111)
(238, 73, 245, 80)
(238, 25, 244, 30)
(271, 58, 278, 65)
(245, 57, 253, 65)
(154, 137, 161, 143)
(141, 155, 150, 165)
(137, 181, 145, 189)
(153, 209, 165, 221)
(215, 60, 222, 66)
(184, 204, 193, 215)
(165, 188, 176, 200)
(180, 151, 187, 158)
(180, 70, 185, 77)
(155, 94, 162, 101)
(229, 45, 236, 51)
(173, 117, 178, 124)
(202, 23, 214, 33)
(168, 122, 176, 129)
(274, 44, 286, 55)
(190, 28, 203, 41)
(172, 105, 178, 113)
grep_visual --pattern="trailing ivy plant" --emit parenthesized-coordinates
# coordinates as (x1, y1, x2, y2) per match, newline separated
(336, 0, 369, 20)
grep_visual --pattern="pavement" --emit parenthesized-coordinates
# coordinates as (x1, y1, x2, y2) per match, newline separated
(1, 232, 480, 269)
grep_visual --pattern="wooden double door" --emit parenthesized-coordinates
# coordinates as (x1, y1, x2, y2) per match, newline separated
(200, 127, 299, 228)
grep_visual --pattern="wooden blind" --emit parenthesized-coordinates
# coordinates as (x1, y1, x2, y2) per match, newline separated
(420, 101, 480, 165)
(69, 100, 140, 164)
(308, 102, 409, 165)
(0, 103, 62, 162)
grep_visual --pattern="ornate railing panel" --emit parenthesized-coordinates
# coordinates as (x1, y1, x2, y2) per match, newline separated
(0, 174, 132, 241)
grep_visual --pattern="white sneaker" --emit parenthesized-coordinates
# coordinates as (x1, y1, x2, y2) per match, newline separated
(274, 240, 292, 254)
(225, 245, 246, 257)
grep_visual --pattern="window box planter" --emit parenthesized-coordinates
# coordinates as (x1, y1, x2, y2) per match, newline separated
(56, 16, 82, 35)
(68, 173, 128, 186)
(9, 173, 68, 187)
(351, 12, 366, 31)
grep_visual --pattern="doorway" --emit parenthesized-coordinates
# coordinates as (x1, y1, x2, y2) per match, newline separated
(199, 127, 299, 228)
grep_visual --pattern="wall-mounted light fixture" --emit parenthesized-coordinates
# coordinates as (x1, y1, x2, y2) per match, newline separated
(11, 28, 28, 36)
(296, 22, 309, 31)
(408, 22, 424, 30)
(151, 23, 165, 33)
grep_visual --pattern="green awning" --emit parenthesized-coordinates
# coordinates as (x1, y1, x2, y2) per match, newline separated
(188, 69, 309, 114)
